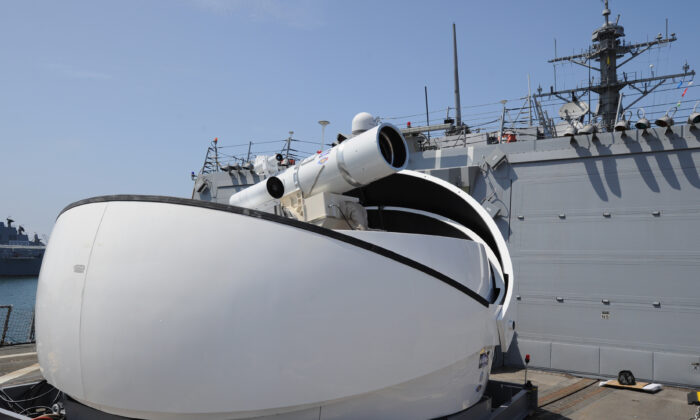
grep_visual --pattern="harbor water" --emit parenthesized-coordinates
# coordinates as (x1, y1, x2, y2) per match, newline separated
(0, 276, 38, 310)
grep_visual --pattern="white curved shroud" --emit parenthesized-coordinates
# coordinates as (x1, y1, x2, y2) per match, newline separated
(36, 198, 501, 420)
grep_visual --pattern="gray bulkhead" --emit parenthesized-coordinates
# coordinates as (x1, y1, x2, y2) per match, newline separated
(412, 127, 700, 387)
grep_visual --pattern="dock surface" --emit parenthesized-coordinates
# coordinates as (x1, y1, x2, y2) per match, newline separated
(1, 345, 696, 418)
(491, 367, 695, 419)
(0, 344, 41, 387)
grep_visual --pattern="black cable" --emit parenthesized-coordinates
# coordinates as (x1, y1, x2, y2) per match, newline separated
(329, 204, 355, 230)
(0, 380, 62, 417)
(0, 388, 25, 412)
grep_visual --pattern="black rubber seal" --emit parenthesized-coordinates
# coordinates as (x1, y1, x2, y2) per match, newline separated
(266, 177, 284, 199)
(60, 195, 489, 307)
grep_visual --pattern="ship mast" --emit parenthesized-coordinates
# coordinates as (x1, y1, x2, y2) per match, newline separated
(539, 0, 695, 131)
(452, 23, 462, 128)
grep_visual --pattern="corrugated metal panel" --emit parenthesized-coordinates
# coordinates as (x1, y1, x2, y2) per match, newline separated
(506, 148, 700, 386)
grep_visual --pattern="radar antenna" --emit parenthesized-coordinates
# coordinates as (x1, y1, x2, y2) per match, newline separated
(537, 1, 695, 131)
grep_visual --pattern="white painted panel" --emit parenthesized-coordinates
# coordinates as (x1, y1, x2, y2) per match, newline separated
(35, 202, 107, 397)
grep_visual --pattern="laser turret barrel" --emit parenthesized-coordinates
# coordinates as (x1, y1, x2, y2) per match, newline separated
(229, 123, 408, 211)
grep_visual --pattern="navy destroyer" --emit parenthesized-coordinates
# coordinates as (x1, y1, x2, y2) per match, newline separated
(0, 218, 45, 277)
(191, 1, 700, 388)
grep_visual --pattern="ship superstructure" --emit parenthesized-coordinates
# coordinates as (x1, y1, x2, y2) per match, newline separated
(190, 1, 700, 388)
(0, 218, 45, 277)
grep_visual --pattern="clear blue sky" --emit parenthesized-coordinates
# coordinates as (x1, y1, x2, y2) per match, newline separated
(1, 0, 698, 237)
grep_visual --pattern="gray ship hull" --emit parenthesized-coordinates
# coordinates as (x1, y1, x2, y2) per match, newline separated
(424, 126, 700, 388)
(0, 221, 46, 277)
(0, 256, 43, 277)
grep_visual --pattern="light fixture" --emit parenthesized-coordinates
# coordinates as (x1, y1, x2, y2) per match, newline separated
(655, 106, 676, 128)
(635, 108, 650, 130)
(563, 125, 577, 136)
(318, 120, 330, 150)
(688, 101, 700, 127)
(578, 124, 596, 135)
(615, 111, 632, 132)
(615, 120, 630, 131)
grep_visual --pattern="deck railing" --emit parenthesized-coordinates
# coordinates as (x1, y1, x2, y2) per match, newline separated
(0, 305, 35, 346)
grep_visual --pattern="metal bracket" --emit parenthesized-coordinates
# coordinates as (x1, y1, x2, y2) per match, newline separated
(486, 148, 508, 170)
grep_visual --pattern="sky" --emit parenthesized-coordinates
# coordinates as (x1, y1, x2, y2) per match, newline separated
(1, 0, 698, 238)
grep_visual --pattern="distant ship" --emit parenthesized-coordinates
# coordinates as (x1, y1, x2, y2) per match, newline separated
(0, 217, 45, 276)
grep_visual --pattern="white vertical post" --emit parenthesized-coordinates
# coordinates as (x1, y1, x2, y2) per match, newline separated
(318, 120, 330, 151)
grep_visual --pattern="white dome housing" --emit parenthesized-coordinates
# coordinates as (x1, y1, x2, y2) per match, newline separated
(351, 112, 377, 135)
